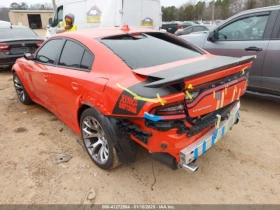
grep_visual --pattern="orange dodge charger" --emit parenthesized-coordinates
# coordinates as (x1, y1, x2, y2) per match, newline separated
(12, 26, 255, 172)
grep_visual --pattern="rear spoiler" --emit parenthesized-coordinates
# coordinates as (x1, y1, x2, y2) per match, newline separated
(134, 55, 256, 88)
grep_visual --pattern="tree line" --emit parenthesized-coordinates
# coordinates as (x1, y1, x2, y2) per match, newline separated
(9, 2, 53, 10)
(162, 0, 280, 22)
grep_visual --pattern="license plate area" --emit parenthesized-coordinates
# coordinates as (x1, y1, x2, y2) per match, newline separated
(20, 47, 28, 52)
(180, 101, 240, 165)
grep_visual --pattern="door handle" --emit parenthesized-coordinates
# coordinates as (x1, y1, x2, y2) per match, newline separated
(245, 47, 262, 52)
(71, 82, 78, 90)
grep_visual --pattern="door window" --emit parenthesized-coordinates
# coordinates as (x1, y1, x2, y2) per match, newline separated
(59, 40, 84, 68)
(184, 28, 193, 34)
(217, 14, 269, 40)
(57, 39, 94, 70)
(80, 51, 93, 70)
(192, 26, 205, 32)
(36, 39, 64, 64)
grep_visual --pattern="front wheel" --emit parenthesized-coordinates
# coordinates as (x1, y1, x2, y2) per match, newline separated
(80, 108, 120, 170)
(13, 72, 33, 105)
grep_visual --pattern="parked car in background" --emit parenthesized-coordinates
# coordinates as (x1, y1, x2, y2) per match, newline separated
(0, 21, 11, 27)
(214, 19, 224, 25)
(180, 21, 196, 29)
(191, 20, 201, 25)
(175, 25, 213, 36)
(161, 21, 197, 34)
(0, 25, 44, 69)
(181, 5, 280, 98)
(161, 22, 181, 34)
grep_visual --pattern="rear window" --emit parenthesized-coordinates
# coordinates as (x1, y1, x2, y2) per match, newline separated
(100, 33, 202, 69)
(0, 28, 38, 40)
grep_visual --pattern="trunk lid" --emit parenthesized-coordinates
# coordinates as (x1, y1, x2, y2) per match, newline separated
(133, 55, 255, 118)
(0, 39, 43, 56)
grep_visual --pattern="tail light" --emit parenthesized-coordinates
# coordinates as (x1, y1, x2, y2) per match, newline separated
(0, 43, 9, 53)
(177, 25, 181, 30)
(36, 42, 43, 47)
(185, 90, 200, 103)
(154, 103, 185, 116)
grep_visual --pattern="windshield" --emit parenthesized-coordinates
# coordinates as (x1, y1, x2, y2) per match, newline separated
(0, 28, 38, 40)
(100, 33, 202, 69)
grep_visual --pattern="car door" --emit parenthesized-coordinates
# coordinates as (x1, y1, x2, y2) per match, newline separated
(29, 38, 64, 112)
(48, 39, 94, 126)
(203, 10, 279, 89)
(261, 10, 280, 95)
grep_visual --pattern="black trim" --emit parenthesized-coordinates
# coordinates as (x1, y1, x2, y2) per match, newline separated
(145, 119, 186, 132)
(116, 119, 152, 144)
(140, 55, 254, 88)
(177, 102, 236, 137)
(271, 9, 280, 39)
(128, 80, 180, 98)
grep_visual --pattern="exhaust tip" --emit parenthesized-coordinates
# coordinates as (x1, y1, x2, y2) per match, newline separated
(182, 162, 199, 173)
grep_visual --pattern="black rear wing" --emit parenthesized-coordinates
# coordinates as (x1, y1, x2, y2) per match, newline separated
(134, 55, 256, 88)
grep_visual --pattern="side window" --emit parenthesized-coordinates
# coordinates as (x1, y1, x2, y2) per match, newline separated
(193, 26, 204, 32)
(58, 40, 85, 69)
(80, 51, 93, 70)
(36, 39, 63, 64)
(185, 28, 192, 34)
(217, 14, 269, 41)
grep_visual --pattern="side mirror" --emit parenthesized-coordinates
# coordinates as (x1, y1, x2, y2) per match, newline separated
(208, 30, 216, 42)
(24, 53, 34, 60)
(48, 18, 53, 25)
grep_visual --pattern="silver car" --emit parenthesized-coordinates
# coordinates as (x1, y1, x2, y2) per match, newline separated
(181, 5, 280, 97)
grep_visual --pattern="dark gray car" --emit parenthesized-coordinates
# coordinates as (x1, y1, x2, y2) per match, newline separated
(181, 5, 280, 97)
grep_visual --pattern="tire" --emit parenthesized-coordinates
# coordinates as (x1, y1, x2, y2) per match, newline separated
(13, 72, 34, 105)
(80, 108, 121, 170)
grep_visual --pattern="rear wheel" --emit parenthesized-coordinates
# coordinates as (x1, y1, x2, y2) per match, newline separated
(80, 108, 120, 170)
(13, 72, 33, 105)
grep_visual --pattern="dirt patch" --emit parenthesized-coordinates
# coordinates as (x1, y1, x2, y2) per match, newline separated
(0, 71, 280, 204)
(14, 127, 27, 133)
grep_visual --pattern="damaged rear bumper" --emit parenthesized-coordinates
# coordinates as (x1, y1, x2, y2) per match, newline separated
(179, 101, 240, 172)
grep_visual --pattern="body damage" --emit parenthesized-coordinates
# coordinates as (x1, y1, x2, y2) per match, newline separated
(103, 56, 253, 162)
(12, 28, 255, 169)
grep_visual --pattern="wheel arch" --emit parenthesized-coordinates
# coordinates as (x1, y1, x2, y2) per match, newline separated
(77, 103, 138, 164)
(77, 103, 94, 125)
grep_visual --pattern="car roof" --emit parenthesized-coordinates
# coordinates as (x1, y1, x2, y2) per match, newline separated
(53, 26, 162, 40)
(238, 5, 280, 15)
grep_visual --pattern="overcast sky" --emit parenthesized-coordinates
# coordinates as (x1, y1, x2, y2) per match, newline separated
(0, 0, 188, 8)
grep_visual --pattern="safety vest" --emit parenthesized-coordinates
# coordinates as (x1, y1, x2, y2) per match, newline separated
(59, 21, 77, 32)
